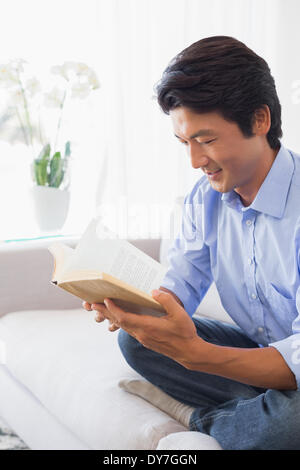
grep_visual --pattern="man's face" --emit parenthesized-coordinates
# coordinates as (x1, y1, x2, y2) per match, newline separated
(170, 107, 275, 203)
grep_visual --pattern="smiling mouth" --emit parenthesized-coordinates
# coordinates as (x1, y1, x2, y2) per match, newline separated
(205, 169, 222, 175)
(205, 169, 223, 181)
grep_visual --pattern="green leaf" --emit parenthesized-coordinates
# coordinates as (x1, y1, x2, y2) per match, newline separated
(37, 143, 51, 161)
(64, 141, 71, 157)
(34, 158, 48, 186)
(48, 151, 64, 188)
(33, 143, 51, 185)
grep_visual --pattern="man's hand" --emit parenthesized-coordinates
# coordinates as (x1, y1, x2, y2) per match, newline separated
(87, 289, 206, 367)
(83, 292, 297, 389)
(82, 301, 120, 332)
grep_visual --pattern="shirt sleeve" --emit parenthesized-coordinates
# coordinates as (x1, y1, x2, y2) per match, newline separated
(160, 186, 213, 317)
(269, 233, 300, 389)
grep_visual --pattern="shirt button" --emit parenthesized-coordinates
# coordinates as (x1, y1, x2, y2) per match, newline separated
(248, 258, 253, 265)
(251, 293, 257, 300)
(246, 220, 252, 226)
(257, 327, 264, 333)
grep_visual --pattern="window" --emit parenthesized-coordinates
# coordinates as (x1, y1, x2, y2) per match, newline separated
(1, 0, 299, 241)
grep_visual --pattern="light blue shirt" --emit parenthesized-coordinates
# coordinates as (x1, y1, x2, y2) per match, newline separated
(161, 144, 300, 389)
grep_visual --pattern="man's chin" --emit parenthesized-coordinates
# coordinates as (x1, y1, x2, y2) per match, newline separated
(209, 180, 229, 193)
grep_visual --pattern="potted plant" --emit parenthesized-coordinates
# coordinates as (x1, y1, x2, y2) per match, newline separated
(0, 59, 100, 231)
(30, 140, 72, 232)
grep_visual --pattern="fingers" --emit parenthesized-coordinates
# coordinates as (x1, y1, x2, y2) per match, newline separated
(92, 303, 109, 326)
(82, 301, 107, 318)
(94, 311, 105, 323)
(92, 300, 123, 325)
(92, 299, 140, 332)
(82, 301, 93, 311)
(85, 301, 120, 332)
(96, 313, 119, 332)
(89, 299, 149, 336)
(108, 323, 120, 332)
(96, 311, 119, 332)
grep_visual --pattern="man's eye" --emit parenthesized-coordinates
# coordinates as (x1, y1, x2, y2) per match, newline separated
(198, 139, 216, 145)
(178, 138, 216, 145)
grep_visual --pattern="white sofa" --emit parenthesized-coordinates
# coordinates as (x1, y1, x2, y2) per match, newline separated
(0, 236, 232, 450)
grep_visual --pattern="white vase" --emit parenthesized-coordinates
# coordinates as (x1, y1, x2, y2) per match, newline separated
(30, 185, 70, 232)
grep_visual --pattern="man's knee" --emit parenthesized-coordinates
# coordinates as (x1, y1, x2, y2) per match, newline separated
(260, 389, 300, 449)
(277, 390, 300, 431)
(118, 329, 166, 381)
(118, 329, 142, 368)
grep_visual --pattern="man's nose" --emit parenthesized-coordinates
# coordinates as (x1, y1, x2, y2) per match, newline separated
(188, 142, 209, 169)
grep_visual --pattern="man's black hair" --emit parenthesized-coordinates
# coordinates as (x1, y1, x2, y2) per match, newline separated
(155, 36, 282, 149)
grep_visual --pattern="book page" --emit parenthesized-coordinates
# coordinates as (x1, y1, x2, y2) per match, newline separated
(48, 242, 75, 281)
(62, 217, 167, 295)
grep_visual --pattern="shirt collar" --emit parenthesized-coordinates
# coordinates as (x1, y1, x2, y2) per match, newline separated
(221, 145, 295, 218)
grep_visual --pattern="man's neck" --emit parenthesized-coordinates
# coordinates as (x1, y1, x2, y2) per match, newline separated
(235, 145, 280, 207)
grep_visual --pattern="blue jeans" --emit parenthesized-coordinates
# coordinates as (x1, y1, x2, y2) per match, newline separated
(118, 317, 300, 450)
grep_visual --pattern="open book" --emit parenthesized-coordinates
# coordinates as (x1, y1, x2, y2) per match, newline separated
(48, 218, 168, 316)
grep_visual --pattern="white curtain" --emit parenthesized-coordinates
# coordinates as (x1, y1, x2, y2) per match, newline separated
(94, 0, 300, 238)
(1, 0, 299, 240)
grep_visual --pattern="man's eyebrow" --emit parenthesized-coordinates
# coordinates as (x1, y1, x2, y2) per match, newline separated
(174, 129, 216, 140)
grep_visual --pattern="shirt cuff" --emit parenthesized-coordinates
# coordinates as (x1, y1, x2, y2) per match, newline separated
(269, 334, 300, 389)
(160, 275, 200, 317)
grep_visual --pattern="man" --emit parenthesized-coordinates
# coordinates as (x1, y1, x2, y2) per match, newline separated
(84, 36, 300, 449)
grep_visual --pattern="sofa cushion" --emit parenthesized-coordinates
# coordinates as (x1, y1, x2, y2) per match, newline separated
(0, 308, 186, 450)
(157, 431, 222, 450)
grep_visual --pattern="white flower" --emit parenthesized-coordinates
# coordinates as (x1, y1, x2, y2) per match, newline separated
(25, 77, 41, 97)
(8, 88, 24, 106)
(0, 63, 19, 88)
(0, 58, 101, 154)
(69, 61, 90, 76)
(10, 58, 27, 74)
(50, 64, 69, 80)
(51, 61, 89, 81)
(44, 86, 65, 108)
(0, 59, 29, 89)
(87, 69, 100, 89)
(71, 81, 91, 99)
(50, 61, 100, 88)
(50, 63, 77, 82)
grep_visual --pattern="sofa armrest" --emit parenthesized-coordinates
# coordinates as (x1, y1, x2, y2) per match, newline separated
(0, 238, 81, 317)
(0, 237, 162, 317)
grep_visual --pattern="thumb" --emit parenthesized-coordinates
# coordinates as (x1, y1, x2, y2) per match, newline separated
(151, 289, 185, 316)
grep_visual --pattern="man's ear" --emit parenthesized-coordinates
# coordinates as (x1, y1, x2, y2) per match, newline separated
(252, 105, 271, 136)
